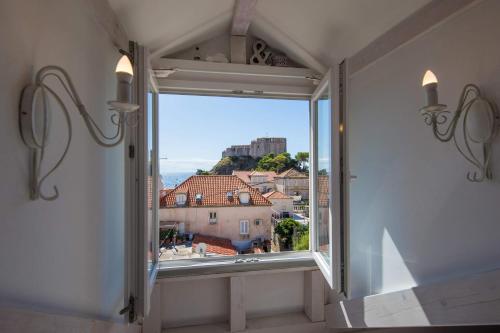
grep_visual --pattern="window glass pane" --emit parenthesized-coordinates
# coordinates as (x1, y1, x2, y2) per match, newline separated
(316, 84, 331, 262)
(158, 95, 310, 259)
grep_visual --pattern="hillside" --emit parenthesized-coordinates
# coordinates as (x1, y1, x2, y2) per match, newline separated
(210, 156, 258, 175)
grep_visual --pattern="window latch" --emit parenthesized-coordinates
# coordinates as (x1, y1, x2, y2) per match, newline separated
(119, 296, 135, 323)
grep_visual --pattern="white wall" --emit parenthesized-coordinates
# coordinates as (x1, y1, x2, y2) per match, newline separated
(346, 0, 500, 299)
(0, 0, 126, 321)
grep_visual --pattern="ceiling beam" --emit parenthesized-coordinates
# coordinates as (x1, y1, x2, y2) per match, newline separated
(231, 0, 258, 36)
(349, 0, 478, 76)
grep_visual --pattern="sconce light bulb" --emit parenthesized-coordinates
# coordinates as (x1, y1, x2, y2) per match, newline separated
(116, 55, 133, 76)
(422, 70, 438, 87)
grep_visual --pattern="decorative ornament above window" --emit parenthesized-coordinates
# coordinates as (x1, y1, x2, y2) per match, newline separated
(420, 70, 499, 182)
(19, 53, 139, 201)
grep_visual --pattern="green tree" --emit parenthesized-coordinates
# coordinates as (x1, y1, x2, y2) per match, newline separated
(295, 152, 309, 171)
(293, 230, 309, 251)
(196, 169, 211, 175)
(274, 218, 307, 249)
(256, 153, 275, 171)
(256, 152, 296, 173)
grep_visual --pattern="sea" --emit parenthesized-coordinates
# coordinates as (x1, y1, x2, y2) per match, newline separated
(161, 172, 194, 189)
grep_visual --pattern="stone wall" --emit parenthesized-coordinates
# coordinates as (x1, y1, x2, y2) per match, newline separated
(222, 138, 287, 158)
(250, 138, 286, 158)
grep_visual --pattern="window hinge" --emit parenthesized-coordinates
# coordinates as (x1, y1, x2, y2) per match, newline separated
(129, 145, 135, 159)
(119, 296, 135, 323)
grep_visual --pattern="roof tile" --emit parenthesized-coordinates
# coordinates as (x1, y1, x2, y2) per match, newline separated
(160, 175, 272, 208)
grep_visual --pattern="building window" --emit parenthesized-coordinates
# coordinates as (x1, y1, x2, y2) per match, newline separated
(209, 212, 217, 224)
(240, 220, 249, 235)
(239, 191, 250, 205)
(175, 193, 187, 206)
(255, 219, 262, 226)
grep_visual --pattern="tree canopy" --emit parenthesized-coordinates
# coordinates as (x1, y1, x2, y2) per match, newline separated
(256, 152, 298, 173)
(294, 152, 309, 172)
(274, 218, 307, 249)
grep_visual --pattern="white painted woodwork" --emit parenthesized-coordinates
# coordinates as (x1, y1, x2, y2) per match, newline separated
(349, 0, 477, 75)
(158, 268, 317, 329)
(231, 35, 247, 64)
(109, 0, 431, 68)
(152, 58, 320, 97)
(164, 313, 328, 333)
(89, 0, 128, 49)
(230, 277, 246, 332)
(329, 269, 500, 328)
(232, 0, 258, 36)
(143, 283, 162, 333)
(304, 270, 325, 322)
(0, 307, 140, 333)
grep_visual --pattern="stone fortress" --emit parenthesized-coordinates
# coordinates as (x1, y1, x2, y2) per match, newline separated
(222, 137, 287, 159)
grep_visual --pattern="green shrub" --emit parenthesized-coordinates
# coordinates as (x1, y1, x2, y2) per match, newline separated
(293, 230, 309, 251)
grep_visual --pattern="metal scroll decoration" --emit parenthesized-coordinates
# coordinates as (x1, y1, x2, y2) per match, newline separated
(421, 84, 499, 182)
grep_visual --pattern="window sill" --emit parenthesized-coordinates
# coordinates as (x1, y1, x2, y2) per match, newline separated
(157, 251, 316, 279)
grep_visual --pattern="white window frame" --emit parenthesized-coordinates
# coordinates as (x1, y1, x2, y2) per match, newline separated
(128, 60, 350, 306)
(240, 220, 249, 235)
(175, 193, 187, 206)
(124, 44, 159, 322)
(209, 211, 217, 224)
(309, 66, 345, 292)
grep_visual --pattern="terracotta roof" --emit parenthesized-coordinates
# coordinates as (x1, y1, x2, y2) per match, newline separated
(232, 170, 276, 183)
(263, 191, 292, 200)
(192, 235, 237, 256)
(160, 175, 272, 208)
(318, 175, 329, 207)
(275, 168, 307, 179)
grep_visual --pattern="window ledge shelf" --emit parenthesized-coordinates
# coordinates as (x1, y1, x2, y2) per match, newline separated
(157, 251, 317, 280)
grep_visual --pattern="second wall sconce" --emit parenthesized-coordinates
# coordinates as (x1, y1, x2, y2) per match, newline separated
(19, 54, 139, 201)
(420, 70, 499, 182)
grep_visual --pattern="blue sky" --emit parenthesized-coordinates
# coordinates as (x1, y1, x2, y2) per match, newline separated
(159, 94, 309, 173)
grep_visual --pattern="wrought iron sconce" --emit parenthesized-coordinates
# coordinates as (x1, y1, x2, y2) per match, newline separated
(420, 70, 499, 182)
(19, 54, 139, 201)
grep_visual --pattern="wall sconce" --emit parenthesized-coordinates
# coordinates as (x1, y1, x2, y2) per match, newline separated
(420, 70, 499, 182)
(19, 54, 139, 201)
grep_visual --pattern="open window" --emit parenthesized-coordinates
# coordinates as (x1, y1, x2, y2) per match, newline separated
(127, 54, 348, 318)
(310, 67, 345, 291)
(124, 43, 159, 322)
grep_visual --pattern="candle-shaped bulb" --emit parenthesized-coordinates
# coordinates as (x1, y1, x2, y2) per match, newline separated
(422, 70, 437, 87)
(116, 55, 133, 76)
(422, 70, 439, 107)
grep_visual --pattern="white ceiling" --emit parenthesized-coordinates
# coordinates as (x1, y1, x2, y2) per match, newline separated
(109, 0, 431, 70)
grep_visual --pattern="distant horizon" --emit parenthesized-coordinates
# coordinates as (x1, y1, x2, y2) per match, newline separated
(159, 94, 309, 173)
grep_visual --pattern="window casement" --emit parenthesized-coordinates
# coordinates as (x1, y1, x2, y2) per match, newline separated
(240, 220, 249, 235)
(127, 53, 349, 319)
(175, 193, 187, 206)
(209, 212, 217, 224)
(309, 65, 347, 293)
(238, 190, 250, 205)
(124, 43, 159, 322)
